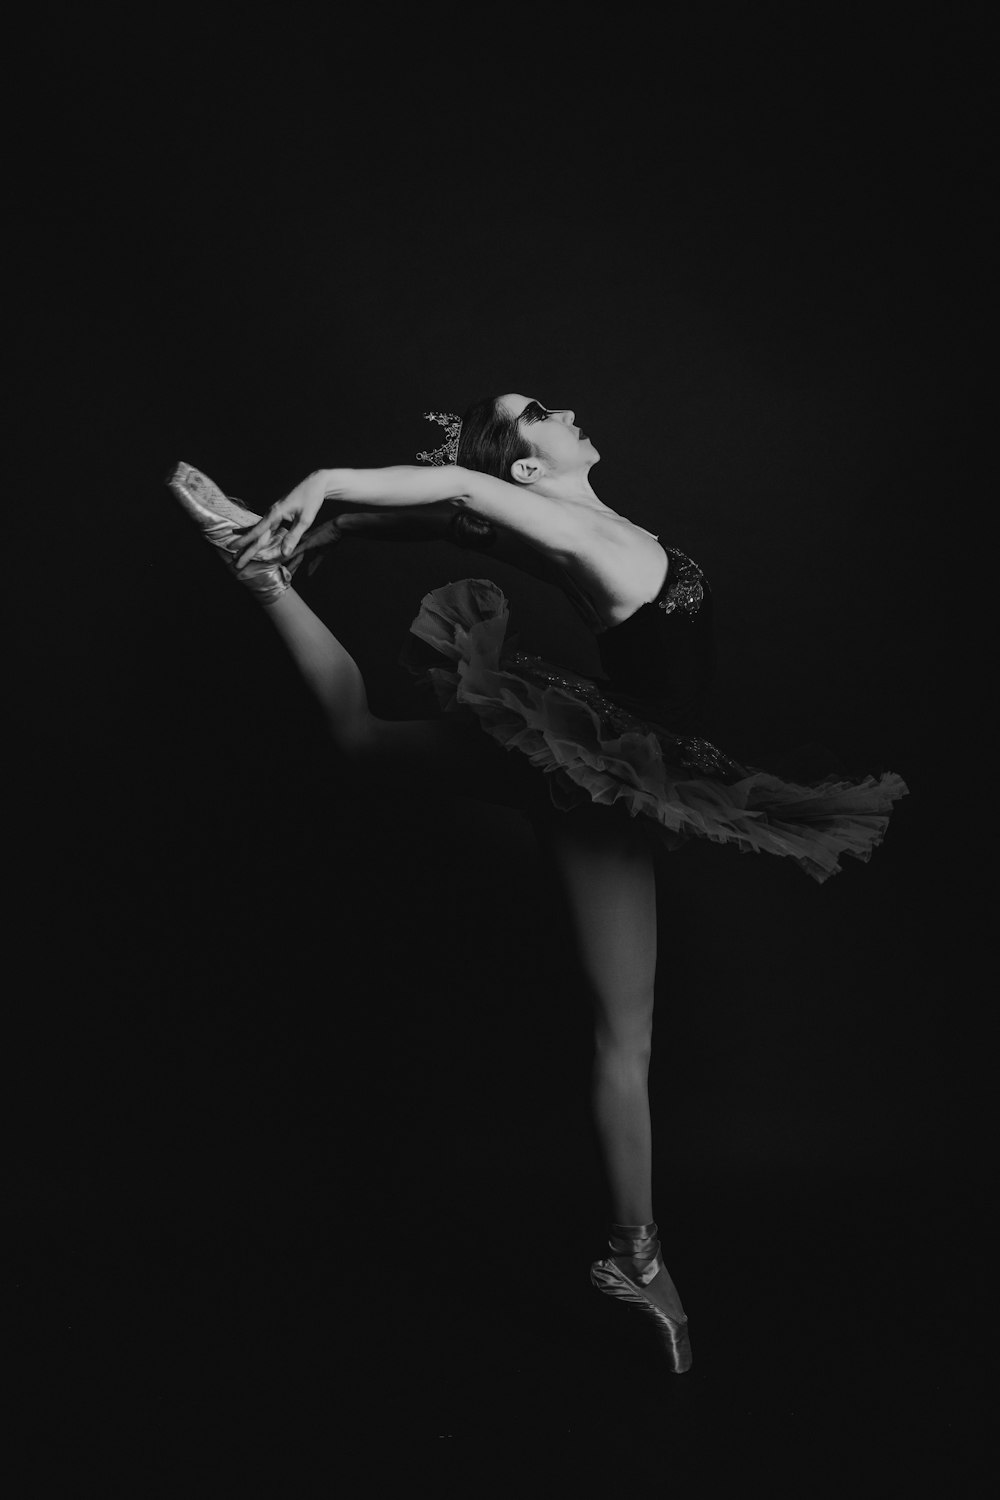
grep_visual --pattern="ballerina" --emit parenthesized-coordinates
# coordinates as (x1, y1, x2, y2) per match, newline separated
(167, 392, 908, 1374)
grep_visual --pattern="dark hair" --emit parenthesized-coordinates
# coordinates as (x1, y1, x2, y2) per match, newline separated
(447, 394, 537, 550)
(456, 394, 537, 482)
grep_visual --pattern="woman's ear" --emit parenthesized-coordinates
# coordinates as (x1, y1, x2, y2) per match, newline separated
(509, 456, 544, 485)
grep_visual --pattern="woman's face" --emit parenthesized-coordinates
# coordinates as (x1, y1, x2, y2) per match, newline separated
(498, 393, 598, 474)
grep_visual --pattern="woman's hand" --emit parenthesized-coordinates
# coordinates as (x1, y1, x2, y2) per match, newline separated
(234, 471, 328, 571)
(286, 518, 344, 574)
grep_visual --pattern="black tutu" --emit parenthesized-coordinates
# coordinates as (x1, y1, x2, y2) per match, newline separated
(406, 574, 909, 885)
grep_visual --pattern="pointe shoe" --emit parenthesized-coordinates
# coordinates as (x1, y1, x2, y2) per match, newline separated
(591, 1222, 692, 1373)
(167, 461, 301, 605)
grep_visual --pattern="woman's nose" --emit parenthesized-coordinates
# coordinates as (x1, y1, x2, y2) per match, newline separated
(557, 409, 575, 425)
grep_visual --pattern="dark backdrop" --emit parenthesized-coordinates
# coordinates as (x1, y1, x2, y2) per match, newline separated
(10, 15, 987, 1486)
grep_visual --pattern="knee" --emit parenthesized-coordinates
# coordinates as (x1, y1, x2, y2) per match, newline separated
(594, 1008, 654, 1066)
(325, 713, 379, 762)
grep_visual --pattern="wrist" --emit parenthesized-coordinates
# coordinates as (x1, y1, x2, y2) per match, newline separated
(319, 468, 348, 501)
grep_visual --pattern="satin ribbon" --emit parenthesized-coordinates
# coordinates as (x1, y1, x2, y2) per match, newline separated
(609, 1221, 663, 1287)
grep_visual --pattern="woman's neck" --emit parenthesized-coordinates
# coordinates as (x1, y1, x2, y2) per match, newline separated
(532, 474, 606, 509)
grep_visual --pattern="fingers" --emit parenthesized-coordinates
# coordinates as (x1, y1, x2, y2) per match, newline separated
(234, 492, 332, 569)
(280, 518, 311, 557)
(234, 520, 270, 568)
(235, 502, 290, 569)
(235, 530, 270, 569)
(276, 521, 345, 569)
(291, 523, 334, 556)
(251, 537, 287, 562)
(282, 515, 343, 557)
(236, 514, 273, 550)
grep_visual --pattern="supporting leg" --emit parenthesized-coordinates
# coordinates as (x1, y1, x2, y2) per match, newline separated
(533, 801, 689, 1346)
(531, 801, 658, 1225)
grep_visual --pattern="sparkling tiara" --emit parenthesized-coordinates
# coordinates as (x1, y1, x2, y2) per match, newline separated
(416, 410, 462, 466)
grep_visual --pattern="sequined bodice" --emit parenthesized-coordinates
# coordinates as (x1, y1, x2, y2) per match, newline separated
(647, 547, 706, 620)
(593, 546, 716, 728)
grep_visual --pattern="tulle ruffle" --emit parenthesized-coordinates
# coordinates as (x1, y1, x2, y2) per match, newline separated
(408, 579, 909, 884)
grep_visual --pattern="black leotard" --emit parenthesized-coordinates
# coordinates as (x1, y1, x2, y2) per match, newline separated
(594, 547, 717, 734)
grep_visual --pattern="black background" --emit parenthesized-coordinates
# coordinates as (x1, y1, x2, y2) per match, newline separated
(9, 12, 989, 1487)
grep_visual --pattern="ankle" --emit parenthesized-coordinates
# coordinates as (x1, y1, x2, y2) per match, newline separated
(609, 1220, 662, 1278)
(610, 1219, 657, 1242)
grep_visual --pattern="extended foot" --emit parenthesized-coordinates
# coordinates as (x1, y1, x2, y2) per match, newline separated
(167, 461, 301, 605)
(592, 1248, 692, 1372)
(610, 1251, 687, 1325)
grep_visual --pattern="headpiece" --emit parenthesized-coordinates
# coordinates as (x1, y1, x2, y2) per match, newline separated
(416, 411, 462, 466)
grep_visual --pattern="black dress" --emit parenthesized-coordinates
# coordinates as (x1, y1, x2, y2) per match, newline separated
(404, 543, 908, 883)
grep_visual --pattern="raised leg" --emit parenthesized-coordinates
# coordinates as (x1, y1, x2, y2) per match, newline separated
(262, 588, 545, 805)
(167, 462, 543, 801)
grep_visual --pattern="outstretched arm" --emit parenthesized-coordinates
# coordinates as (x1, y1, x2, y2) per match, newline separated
(238, 498, 560, 617)
(235, 467, 458, 568)
(287, 502, 461, 562)
(235, 463, 582, 570)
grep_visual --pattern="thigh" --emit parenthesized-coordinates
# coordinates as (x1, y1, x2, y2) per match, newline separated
(530, 802, 658, 1035)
